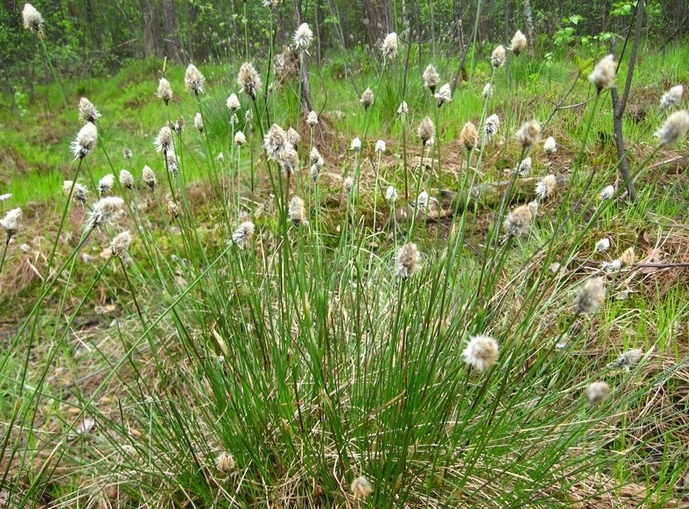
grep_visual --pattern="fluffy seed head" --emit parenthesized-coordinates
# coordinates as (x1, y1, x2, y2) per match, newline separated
(194, 112, 203, 132)
(235, 131, 246, 146)
(238, 62, 261, 100)
(544, 136, 557, 155)
(306, 110, 318, 126)
(1, 208, 22, 240)
(350, 137, 362, 152)
(184, 64, 205, 95)
(78, 97, 101, 124)
(157, 78, 173, 104)
(167, 200, 181, 219)
(310, 147, 323, 165)
(63, 181, 88, 204)
(396, 243, 420, 278)
(515, 119, 541, 148)
(343, 176, 354, 195)
(215, 452, 236, 474)
(142, 166, 157, 192)
(229, 222, 255, 248)
(608, 349, 643, 370)
(422, 64, 440, 93)
(418, 116, 435, 145)
(98, 174, 115, 197)
(416, 191, 429, 212)
(172, 115, 185, 134)
(88, 197, 125, 230)
(601, 259, 622, 273)
(110, 231, 132, 258)
(288, 196, 306, 226)
(123, 147, 132, 159)
(491, 45, 506, 68)
(360, 88, 374, 110)
(460, 122, 478, 151)
(659, 85, 683, 112)
(620, 247, 636, 268)
(278, 146, 299, 177)
(586, 381, 610, 404)
(71, 123, 98, 160)
(435, 83, 452, 107)
(535, 174, 557, 200)
(382, 32, 398, 59)
(485, 114, 500, 140)
(0, 194, 11, 203)
(588, 54, 616, 93)
(375, 139, 386, 152)
(22, 4, 43, 36)
(264, 124, 289, 160)
(599, 185, 615, 200)
(385, 186, 398, 203)
(654, 110, 689, 146)
(293, 22, 314, 51)
(351, 477, 373, 500)
(518, 157, 532, 176)
(595, 238, 610, 253)
(286, 127, 300, 146)
(482, 83, 493, 98)
(226, 93, 241, 111)
(397, 101, 409, 115)
(154, 125, 173, 153)
(462, 335, 499, 371)
(511, 30, 527, 55)
(503, 201, 538, 239)
(575, 277, 605, 314)
(166, 151, 178, 175)
(119, 170, 134, 190)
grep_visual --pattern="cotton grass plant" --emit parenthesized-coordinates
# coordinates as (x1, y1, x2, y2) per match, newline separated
(2, 16, 689, 509)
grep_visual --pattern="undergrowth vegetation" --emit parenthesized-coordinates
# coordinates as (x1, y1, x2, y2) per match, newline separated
(2, 7, 689, 509)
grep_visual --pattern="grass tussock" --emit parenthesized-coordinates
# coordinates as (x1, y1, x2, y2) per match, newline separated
(2, 12, 689, 509)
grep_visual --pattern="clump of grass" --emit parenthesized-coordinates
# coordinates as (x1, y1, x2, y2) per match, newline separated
(1, 16, 689, 509)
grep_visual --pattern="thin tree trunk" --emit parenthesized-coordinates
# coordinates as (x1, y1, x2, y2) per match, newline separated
(523, 0, 536, 55)
(610, 0, 644, 202)
(295, 0, 314, 113)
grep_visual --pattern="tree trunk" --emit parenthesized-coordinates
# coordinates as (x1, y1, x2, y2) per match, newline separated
(523, 0, 536, 55)
(610, 0, 644, 202)
(161, 0, 184, 61)
(140, 0, 162, 58)
(295, 0, 314, 113)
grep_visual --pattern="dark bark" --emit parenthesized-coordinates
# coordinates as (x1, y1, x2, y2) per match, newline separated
(140, 0, 162, 58)
(161, 0, 183, 61)
(610, 0, 644, 202)
(523, 0, 536, 56)
(295, 0, 314, 113)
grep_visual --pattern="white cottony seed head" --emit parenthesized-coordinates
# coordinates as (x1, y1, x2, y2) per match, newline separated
(588, 54, 616, 93)
(595, 238, 611, 253)
(575, 277, 605, 314)
(381, 32, 398, 59)
(599, 185, 615, 200)
(350, 137, 362, 152)
(306, 110, 318, 126)
(110, 231, 132, 258)
(1, 208, 22, 240)
(654, 110, 689, 146)
(184, 64, 205, 95)
(226, 93, 241, 112)
(157, 78, 173, 104)
(511, 30, 527, 55)
(375, 139, 386, 153)
(586, 381, 610, 404)
(293, 22, 314, 51)
(462, 335, 500, 371)
(396, 243, 420, 278)
(544, 136, 557, 155)
(491, 45, 506, 68)
(659, 85, 683, 112)
(71, 123, 98, 160)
